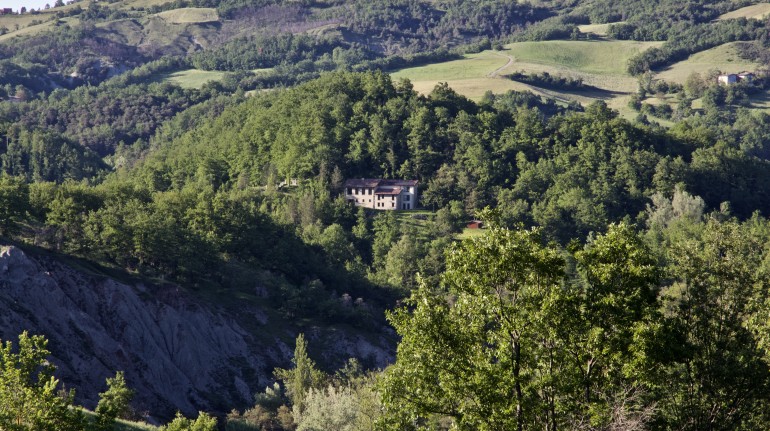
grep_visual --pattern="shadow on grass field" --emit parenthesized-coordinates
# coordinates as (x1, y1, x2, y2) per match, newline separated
(749, 89, 770, 110)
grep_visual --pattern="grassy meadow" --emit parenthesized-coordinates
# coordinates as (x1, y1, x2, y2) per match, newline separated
(0, 13, 53, 30)
(388, 37, 770, 119)
(0, 13, 63, 42)
(503, 40, 659, 75)
(153, 7, 219, 24)
(0, 0, 211, 42)
(158, 69, 227, 88)
(718, 3, 770, 20)
(391, 39, 661, 118)
(156, 68, 273, 89)
(113, 0, 176, 9)
(576, 22, 622, 36)
(655, 42, 758, 84)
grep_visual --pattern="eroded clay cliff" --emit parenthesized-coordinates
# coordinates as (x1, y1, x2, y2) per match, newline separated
(0, 245, 393, 420)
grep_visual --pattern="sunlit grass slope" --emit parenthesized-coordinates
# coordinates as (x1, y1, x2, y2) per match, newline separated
(153, 7, 219, 23)
(390, 40, 661, 106)
(655, 42, 758, 84)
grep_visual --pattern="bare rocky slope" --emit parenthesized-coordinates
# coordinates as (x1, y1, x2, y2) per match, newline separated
(0, 245, 393, 421)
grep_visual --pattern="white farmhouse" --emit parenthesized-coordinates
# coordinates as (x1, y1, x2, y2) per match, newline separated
(718, 74, 737, 85)
(344, 179, 418, 210)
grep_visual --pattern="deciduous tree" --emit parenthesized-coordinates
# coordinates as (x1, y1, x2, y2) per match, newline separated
(0, 332, 84, 431)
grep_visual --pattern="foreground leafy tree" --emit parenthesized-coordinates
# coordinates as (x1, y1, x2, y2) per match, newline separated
(295, 360, 380, 431)
(566, 223, 660, 427)
(95, 371, 134, 429)
(160, 412, 217, 431)
(0, 331, 84, 431)
(275, 334, 326, 417)
(653, 218, 770, 429)
(379, 223, 661, 430)
(380, 225, 565, 431)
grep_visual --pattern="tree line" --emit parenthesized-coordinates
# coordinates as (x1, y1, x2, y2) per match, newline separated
(4, 70, 770, 310)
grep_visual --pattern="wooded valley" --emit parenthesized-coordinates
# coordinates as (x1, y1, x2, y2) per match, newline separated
(2, 0, 770, 430)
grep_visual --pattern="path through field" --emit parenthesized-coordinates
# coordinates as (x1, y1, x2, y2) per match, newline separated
(488, 53, 514, 78)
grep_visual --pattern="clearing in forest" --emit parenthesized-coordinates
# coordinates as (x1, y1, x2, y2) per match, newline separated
(502, 40, 661, 75)
(153, 7, 219, 24)
(717, 3, 770, 20)
(655, 42, 757, 84)
(160, 69, 227, 88)
(390, 40, 660, 106)
(576, 22, 624, 36)
(157, 68, 273, 89)
(113, 0, 178, 9)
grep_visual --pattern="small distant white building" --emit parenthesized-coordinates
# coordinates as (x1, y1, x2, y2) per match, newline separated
(344, 178, 418, 210)
(738, 71, 755, 82)
(718, 72, 755, 85)
(718, 74, 737, 85)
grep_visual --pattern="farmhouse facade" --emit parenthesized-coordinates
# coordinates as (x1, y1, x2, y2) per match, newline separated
(718, 74, 737, 85)
(344, 179, 418, 210)
(718, 72, 755, 85)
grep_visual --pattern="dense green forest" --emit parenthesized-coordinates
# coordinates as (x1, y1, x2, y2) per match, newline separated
(8, 214, 770, 430)
(2, 70, 770, 429)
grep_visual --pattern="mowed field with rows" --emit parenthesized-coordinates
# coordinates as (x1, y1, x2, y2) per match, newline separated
(390, 38, 766, 119)
(390, 40, 662, 117)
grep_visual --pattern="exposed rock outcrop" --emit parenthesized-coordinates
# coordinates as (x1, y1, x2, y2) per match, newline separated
(0, 245, 393, 420)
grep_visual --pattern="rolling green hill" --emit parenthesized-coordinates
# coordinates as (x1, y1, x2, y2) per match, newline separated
(153, 7, 219, 24)
(656, 42, 758, 84)
(390, 40, 662, 117)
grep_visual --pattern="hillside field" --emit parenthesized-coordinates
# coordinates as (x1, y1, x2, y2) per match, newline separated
(389, 38, 770, 119)
(156, 68, 274, 88)
(153, 7, 219, 24)
(390, 40, 661, 117)
(0, 13, 53, 30)
(113, 0, 177, 9)
(503, 40, 661, 75)
(576, 22, 621, 36)
(0, 15, 60, 42)
(157, 69, 227, 88)
(718, 3, 770, 20)
(655, 42, 758, 83)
